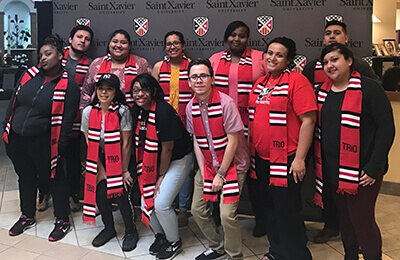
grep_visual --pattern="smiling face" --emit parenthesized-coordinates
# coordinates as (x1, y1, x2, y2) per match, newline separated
(188, 64, 214, 101)
(39, 44, 63, 73)
(96, 82, 116, 105)
(131, 81, 152, 110)
(322, 50, 352, 83)
(165, 34, 184, 59)
(109, 33, 130, 61)
(69, 30, 91, 53)
(323, 25, 349, 46)
(227, 26, 249, 56)
(265, 43, 291, 77)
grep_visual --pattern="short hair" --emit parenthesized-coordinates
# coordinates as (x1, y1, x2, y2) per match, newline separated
(325, 20, 347, 34)
(187, 58, 214, 77)
(131, 73, 164, 103)
(223, 21, 250, 42)
(42, 34, 64, 54)
(320, 43, 354, 71)
(107, 29, 131, 54)
(164, 31, 185, 47)
(266, 37, 297, 69)
(69, 25, 94, 43)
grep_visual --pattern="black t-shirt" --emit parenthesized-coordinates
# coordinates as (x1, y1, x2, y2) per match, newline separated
(138, 100, 192, 162)
(321, 90, 345, 185)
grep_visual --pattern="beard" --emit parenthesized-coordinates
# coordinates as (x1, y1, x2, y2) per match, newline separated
(70, 45, 86, 55)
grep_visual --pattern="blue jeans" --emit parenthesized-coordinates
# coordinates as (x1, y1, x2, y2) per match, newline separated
(142, 152, 194, 242)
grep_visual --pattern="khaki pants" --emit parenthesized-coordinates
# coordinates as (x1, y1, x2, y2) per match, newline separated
(191, 170, 245, 260)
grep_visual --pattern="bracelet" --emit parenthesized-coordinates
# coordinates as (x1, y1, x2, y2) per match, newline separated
(217, 169, 227, 175)
(216, 172, 226, 183)
(122, 170, 129, 174)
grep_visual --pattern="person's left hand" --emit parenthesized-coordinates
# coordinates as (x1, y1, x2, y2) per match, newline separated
(359, 170, 376, 187)
(289, 157, 306, 183)
(212, 174, 224, 192)
(122, 171, 133, 191)
(154, 175, 165, 198)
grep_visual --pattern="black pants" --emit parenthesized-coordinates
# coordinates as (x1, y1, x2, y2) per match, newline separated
(65, 134, 82, 197)
(255, 154, 312, 260)
(247, 170, 268, 232)
(96, 179, 135, 232)
(332, 176, 383, 260)
(6, 130, 70, 221)
(322, 182, 340, 231)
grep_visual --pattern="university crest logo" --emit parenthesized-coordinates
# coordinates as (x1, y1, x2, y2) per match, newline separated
(134, 17, 149, 37)
(257, 16, 273, 36)
(193, 16, 208, 37)
(325, 14, 343, 25)
(76, 17, 91, 27)
(292, 55, 307, 73)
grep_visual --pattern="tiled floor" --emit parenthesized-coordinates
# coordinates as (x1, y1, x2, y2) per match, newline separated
(0, 99, 399, 259)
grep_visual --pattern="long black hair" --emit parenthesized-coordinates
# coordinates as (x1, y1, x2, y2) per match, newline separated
(107, 29, 132, 55)
(130, 74, 165, 127)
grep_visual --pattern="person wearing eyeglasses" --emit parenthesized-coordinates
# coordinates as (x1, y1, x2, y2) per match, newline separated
(131, 73, 193, 259)
(209, 21, 268, 237)
(186, 58, 249, 260)
(151, 31, 194, 227)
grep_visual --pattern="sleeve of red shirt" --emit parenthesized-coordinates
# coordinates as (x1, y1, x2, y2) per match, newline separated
(289, 72, 317, 116)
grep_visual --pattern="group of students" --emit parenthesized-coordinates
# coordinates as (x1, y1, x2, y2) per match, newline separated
(2, 19, 395, 260)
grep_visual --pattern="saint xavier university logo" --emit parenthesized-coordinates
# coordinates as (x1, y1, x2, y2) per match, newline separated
(292, 55, 307, 73)
(134, 17, 149, 37)
(325, 14, 343, 25)
(257, 16, 273, 36)
(193, 17, 208, 37)
(76, 17, 91, 27)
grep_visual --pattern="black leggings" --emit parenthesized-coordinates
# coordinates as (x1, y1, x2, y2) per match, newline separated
(96, 179, 135, 232)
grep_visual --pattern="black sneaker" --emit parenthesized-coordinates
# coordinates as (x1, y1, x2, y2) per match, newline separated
(149, 233, 168, 255)
(157, 239, 182, 260)
(92, 228, 116, 247)
(122, 228, 139, 252)
(48, 219, 72, 241)
(195, 248, 227, 260)
(9, 215, 36, 236)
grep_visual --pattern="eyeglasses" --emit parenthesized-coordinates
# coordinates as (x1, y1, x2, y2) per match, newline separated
(131, 88, 151, 94)
(165, 41, 182, 48)
(189, 74, 211, 82)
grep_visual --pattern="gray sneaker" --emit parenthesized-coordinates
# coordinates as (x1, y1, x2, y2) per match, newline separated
(37, 193, 50, 211)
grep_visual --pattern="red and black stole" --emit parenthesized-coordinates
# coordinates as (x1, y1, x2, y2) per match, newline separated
(313, 58, 328, 89)
(62, 46, 90, 138)
(83, 102, 124, 225)
(214, 48, 253, 137)
(96, 54, 137, 107)
(2, 66, 69, 178)
(192, 88, 239, 203)
(135, 100, 158, 227)
(248, 69, 291, 186)
(159, 56, 191, 127)
(314, 71, 362, 207)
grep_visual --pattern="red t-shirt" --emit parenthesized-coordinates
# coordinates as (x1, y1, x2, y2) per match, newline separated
(249, 72, 317, 160)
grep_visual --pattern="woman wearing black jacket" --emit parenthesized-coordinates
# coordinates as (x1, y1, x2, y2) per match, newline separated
(3, 34, 80, 241)
(314, 43, 395, 260)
